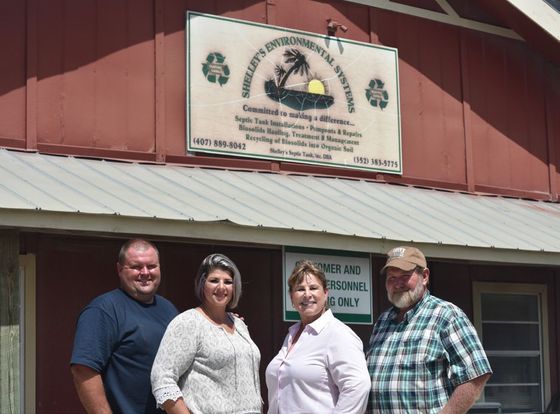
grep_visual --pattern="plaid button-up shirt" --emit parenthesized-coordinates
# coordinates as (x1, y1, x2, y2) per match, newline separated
(365, 292, 492, 413)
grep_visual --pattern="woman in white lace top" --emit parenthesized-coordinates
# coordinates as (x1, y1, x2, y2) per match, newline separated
(151, 254, 262, 414)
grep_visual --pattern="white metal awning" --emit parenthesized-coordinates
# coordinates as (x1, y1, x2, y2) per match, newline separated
(505, 0, 560, 42)
(1, 148, 560, 265)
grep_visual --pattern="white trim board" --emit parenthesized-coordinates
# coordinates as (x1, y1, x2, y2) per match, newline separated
(343, 0, 523, 39)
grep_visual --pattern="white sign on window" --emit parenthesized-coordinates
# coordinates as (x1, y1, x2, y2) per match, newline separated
(186, 12, 401, 173)
(284, 247, 372, 324)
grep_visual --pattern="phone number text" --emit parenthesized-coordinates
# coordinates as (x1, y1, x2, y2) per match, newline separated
(192, 138, 246, 151)
(353, 157, 399, 168)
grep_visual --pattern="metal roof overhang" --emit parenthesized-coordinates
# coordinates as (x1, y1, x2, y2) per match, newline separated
(1, 148, 560, 266)
(343, 0, 560, 65)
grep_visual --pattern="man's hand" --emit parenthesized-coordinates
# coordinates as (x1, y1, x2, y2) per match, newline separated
(71, 364, 112, 414)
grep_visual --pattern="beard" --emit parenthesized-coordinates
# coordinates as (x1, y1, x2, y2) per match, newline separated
(388, 277, 425, 309)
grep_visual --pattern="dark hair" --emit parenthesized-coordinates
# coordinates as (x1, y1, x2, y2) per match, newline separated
(288, 260, 327, 292)
(194, 254, 242, 309)
(118, 239, 160, 265)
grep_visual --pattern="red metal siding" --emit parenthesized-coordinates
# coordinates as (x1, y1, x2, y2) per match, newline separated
(0, 1, 26, 146)
(36, 0, 156, 151)
(36, 237, 120, 413)
(163, 1, 268, 156)
(270, 0, 370, 41)
(0, 0, 559, 198)
(548, 65, 560, 200)
(373, 9, 467, 184)
(465, 30, 550, 194)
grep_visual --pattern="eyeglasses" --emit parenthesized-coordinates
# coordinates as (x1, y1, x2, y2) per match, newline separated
(122, 264, 159, 272)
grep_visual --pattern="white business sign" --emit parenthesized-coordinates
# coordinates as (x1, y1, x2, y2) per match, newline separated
(186, 12, 401, 173)
(284, 247, 372, 324)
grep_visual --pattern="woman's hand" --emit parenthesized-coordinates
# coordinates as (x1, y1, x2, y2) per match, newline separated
(163, 397, 191, 414)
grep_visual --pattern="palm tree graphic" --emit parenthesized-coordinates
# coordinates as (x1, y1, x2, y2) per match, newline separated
(274, 65, 286, 86)
(265, 47, 333, 111)
(277, 49, 310, 89)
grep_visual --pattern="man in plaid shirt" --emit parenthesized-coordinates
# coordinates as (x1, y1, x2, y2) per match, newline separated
(366, 246, 492, 413)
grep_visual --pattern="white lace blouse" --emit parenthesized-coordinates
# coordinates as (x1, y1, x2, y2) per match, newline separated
(151, 308, 262, 414)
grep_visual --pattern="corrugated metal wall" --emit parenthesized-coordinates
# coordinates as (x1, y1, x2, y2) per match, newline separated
(0, 0, 558, 198)
(2, 2, 559, 412)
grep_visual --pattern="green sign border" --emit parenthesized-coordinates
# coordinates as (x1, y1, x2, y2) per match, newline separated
(186, 11, 402, 174)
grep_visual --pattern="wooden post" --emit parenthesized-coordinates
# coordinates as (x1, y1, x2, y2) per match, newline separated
(0, 231, 20, 414)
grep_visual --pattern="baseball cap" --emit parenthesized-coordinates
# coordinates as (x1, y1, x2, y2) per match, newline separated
(381, 246, 427, 274)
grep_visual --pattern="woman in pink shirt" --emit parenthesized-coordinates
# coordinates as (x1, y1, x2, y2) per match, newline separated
(265, 260, 370, 413)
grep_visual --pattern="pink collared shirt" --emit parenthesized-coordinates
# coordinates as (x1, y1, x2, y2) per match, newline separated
(265, 309, 370, 413)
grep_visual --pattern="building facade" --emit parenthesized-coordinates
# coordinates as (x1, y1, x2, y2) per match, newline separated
(1, 0, 560, 412)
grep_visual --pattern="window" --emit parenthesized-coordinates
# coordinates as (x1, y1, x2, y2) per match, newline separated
(473, 283, 550, 413)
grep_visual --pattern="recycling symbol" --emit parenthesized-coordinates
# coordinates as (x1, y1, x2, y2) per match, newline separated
(202, 52, 230, 86)
(365, 79, 389, 109)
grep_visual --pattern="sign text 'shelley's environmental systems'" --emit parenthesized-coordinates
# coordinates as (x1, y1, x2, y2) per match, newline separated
(187, 12, 401, 173)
